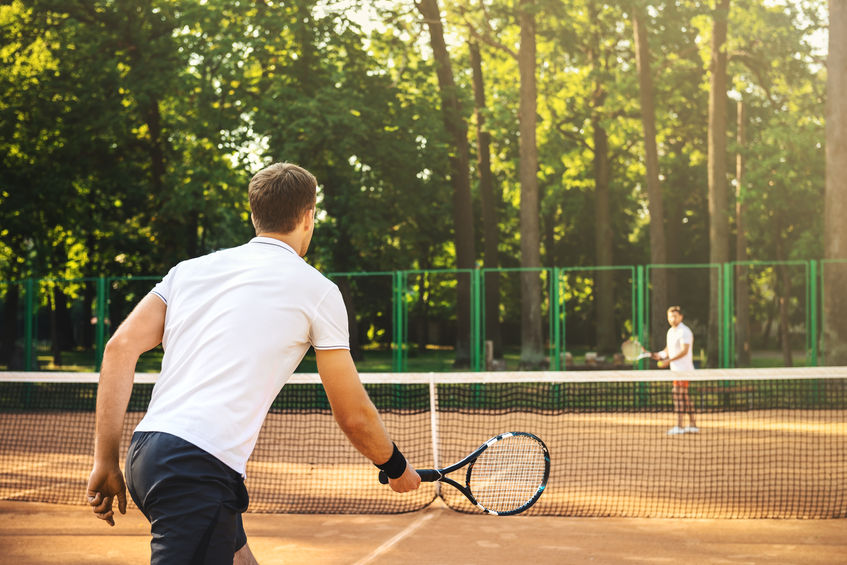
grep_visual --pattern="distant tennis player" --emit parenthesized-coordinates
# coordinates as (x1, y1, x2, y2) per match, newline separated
(652, 305, 699, 435)
(86, 162, 421, 565)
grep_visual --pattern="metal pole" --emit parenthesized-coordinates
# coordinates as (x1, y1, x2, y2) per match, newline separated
(392, 271, 403, 373)
(722, 263, 732, 368)
(95, 276, 106, 371)
(727, 262, 735, 367)
(24, 278, 34, 371)
(561, 271, 568, 370)
(551, 267, 561, 370)
(471, 269, 481, 371)
(809, 260, 818, 366)
(400, 272, 408, 372)
(637, 266, 646, 369)
(479, 269, 487, 367)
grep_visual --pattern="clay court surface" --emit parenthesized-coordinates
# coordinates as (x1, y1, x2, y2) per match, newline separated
(3, 380, 846, 562)
(1, 500, 846, 564)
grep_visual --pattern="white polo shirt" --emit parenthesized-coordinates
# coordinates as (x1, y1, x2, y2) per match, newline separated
(667, 322, 695, 371)
(135, 236, 350, 475)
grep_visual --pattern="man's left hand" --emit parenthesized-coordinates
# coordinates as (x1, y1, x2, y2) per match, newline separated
(86, 464, 127, 526)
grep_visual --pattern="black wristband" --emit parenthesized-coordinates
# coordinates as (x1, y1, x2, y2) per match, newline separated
(374, 443, 407, 479)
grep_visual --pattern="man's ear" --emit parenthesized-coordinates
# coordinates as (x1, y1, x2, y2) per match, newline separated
(302, 207, 315, 230)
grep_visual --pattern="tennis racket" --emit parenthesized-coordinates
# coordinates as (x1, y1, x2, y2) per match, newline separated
(379, 431, 550, 516)
(621, 338, 651, 361)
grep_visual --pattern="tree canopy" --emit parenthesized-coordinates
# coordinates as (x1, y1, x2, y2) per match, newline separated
(0, 0, 838, 367)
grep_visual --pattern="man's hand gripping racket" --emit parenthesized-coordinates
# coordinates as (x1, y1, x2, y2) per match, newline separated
(379, 431, 550, 516)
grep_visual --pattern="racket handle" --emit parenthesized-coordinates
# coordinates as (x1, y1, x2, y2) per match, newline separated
(378, 468, 441, 484)
(417, 469, 441, 482)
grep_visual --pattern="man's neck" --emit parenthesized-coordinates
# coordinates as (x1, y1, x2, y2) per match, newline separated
(256, 231, 302, 255)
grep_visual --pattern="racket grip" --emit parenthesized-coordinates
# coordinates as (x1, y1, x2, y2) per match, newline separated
(378, 468, 441, 484)
(417, 469, 441, 482)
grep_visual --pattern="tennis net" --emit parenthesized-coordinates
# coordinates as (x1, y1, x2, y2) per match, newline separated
(1, 368, 846, 518)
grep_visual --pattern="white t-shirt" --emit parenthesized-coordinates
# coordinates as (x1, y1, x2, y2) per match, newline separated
(135, 237, 350, 475)
(666, 322, 695, 371)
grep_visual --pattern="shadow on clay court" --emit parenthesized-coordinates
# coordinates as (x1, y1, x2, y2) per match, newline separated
(1, 500, 846, 564)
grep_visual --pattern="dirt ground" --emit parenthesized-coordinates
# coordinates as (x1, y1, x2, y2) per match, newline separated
(1, 500, 845, 565)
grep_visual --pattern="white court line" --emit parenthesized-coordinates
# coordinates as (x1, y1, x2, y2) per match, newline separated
(351, 509, 436, 565)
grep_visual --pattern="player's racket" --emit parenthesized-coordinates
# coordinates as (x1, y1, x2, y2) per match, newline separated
(379, 431, 550, 516)
(621, 338, 651, 361)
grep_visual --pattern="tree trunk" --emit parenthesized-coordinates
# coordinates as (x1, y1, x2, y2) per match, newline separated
(632, 5, 669, 351)
(735, 99, 751, 366)
(518, 0, 544, 367)
(665, 141, 685, 302)
(824, 0, 847, 364)
(469, 42, 504, 359)
(707, 0, 731, 368)
(591, 117, 616, 354)
(417, 0, 476, 367)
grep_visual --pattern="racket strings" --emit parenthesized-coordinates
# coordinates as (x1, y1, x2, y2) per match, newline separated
(468, 435, 546, 513)
(621, 339, 644, 360)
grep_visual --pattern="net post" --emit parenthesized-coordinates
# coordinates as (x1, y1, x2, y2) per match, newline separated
(429, 376, 441, 497)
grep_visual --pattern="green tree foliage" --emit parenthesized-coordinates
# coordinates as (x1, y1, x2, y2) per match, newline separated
(0, 0, 831, 366)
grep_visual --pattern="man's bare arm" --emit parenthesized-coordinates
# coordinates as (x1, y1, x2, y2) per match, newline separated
(315, 348, 420, 493)
(87, 293, 166, 525)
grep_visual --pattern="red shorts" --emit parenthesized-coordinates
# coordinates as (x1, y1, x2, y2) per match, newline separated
(673, 380, 689, 388)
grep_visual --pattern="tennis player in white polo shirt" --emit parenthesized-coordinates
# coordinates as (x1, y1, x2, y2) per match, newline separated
(86, 163, 421, 565)
(652, 305, 698, 435)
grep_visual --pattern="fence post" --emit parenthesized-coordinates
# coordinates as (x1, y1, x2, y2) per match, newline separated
(471, 268, 482, 372)
(95, 276, 107, 371)
(23, 278, 34, 371)
(636, 266, 646, 369)
(809, 260, 818, 367)
(727, 262, 735, 368)
(551, 267, 561, 371)
(722, 263, 732, 368)
(392, 271, 409, 372)
(392, 271, 400, 373)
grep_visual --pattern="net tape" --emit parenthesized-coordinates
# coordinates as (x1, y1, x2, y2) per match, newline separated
(1, 368, 846, 518)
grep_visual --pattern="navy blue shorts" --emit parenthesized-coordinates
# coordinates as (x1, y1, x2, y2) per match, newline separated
(126, 431, 249, 565)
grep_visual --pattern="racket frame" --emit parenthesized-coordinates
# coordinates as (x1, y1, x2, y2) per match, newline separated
(621, 338, 651, 362)
(382, 431, 550, 516)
